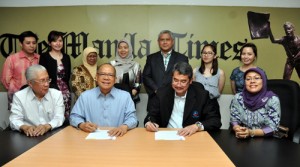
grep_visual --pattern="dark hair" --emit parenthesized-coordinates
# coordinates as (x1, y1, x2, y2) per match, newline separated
(172, 62, 193, 80)
(199, 44, 218, 75)
(239, 43, 257, 61)
(47, 30, 65, 43)
(19, 31, 38, 43)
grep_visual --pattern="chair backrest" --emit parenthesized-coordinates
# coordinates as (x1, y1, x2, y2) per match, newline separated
(267, 79, 300, 139)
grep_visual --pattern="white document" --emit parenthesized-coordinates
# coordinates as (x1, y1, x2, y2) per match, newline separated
(155, 131, 185, 140)
(85, 130, 116, 140)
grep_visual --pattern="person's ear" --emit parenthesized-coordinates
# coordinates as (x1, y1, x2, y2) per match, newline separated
(27, 80, 33, 88)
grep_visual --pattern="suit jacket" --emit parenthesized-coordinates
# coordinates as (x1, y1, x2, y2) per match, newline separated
(142, 50, 188, 97)
(39, 51, 71, 90)
(144, 82, 221, 131)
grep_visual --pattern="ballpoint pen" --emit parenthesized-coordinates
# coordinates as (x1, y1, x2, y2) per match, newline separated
(148, 117, 158, 131)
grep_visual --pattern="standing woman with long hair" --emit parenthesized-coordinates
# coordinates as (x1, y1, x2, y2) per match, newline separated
(193, 44, 225, 99)
(230, 43, 265, 94)
(39, 30, 71, 119)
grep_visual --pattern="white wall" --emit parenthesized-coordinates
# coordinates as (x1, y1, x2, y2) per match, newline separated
(0, 0, 299, 8)
(0, 92, 233, 130)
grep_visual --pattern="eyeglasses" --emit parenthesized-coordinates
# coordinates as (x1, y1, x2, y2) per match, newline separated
(172, 78, 189, 86)
(245, 77, 262, 82)
(201, 52, 214, 56)
(33, 78, 52, 85)
(87, 55, 97, 58)
(97, 73, 115, 78)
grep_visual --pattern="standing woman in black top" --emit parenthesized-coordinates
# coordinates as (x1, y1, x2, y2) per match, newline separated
(39, 30, 71, 119)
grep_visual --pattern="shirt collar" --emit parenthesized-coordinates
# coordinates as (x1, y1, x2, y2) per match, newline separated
(19, 50, 39, 59)
(174, 91, 187, 99)
(27, 87, 49, 101)
(161, 50, 172, 57)
(97, 86, 117, 98)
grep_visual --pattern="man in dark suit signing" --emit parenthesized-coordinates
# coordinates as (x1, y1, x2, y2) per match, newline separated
(144, 62, 221, 136)
(143, 30, 188, 110)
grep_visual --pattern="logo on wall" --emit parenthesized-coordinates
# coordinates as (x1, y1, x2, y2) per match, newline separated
(0, 32, 250, 61)
(247, 11, 300, 80)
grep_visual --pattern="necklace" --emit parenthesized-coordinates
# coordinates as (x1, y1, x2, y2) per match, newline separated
(50, 52, 62, 60)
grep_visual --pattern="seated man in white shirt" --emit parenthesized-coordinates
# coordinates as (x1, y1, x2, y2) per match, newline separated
(9, 64, 65, 137)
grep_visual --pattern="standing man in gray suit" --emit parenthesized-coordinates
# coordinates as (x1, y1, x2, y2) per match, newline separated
(143, 30, 188, 110)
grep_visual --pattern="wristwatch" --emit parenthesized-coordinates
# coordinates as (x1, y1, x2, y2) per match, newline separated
(195, 121, 203, 131)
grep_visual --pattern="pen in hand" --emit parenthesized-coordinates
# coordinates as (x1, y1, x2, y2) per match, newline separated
(148, 117, 158, 132)
(86, 121, 98, 132)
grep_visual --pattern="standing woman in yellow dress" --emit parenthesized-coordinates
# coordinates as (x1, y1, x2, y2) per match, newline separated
(71, 47, 98, 102)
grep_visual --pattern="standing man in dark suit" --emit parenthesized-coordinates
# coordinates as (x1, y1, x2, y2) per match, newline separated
(144, 62, 221, 136)
(143, 30, 188, 110)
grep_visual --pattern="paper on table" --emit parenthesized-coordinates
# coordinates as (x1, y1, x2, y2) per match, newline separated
(155, 131, 185, 140)
(85, 129, 116, 140)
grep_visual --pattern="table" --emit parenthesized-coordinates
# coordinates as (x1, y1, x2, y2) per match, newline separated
(2, 127, 300, 167)
(0, 127, 63, 166)
(3, 126, 234, 166)
(209, 130, 300, 167)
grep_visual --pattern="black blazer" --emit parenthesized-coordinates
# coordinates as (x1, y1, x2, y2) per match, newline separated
(144, 82, 222, 131)
(142, 50, 188, 97)
(39, 51, 71, 90)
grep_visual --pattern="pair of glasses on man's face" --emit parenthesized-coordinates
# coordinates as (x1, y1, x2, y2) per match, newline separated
(33, 78, 52, 85)
(97, 73, 115, 78)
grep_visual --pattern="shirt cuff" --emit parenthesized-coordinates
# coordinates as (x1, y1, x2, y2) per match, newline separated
(262, 126, 274, 136)
(231, 122, 239, 127)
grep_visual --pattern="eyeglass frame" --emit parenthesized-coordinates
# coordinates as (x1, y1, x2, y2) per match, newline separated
(201, 51, 215, 56)
(97, 73, 116, 78)
(87, 55, 98, 59)
(245, 76, 262, 82)
(32, 78, 52, 85)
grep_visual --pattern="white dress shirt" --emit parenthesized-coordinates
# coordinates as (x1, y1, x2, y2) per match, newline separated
(9, 87, 65, 131)
(167, 92, 187, 128)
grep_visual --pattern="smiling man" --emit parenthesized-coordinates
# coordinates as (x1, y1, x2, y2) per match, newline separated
(143, 30, 188, 111)
(144, 62, 221, 137)
(9, 65, 65, 137)
(70, 63, 138, 137)
(1, 31, 40, 112)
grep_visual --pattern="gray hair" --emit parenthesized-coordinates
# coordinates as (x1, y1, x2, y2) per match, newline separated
(172, 62, 193, 80)
(157, 30, 174, 41)
(25, 64, 47, 81)
(98, 63, 116, 75)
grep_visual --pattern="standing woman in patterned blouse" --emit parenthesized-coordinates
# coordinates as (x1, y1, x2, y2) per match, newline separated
(230, 43, 265, 94)
(71, 47, 98, 102)
(110, 39, 142, 104)
(230, 68, 280, 139)
(39, 30, 71, 119)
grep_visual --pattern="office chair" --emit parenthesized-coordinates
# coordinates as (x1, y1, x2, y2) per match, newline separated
(267, 79, 300, 143)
